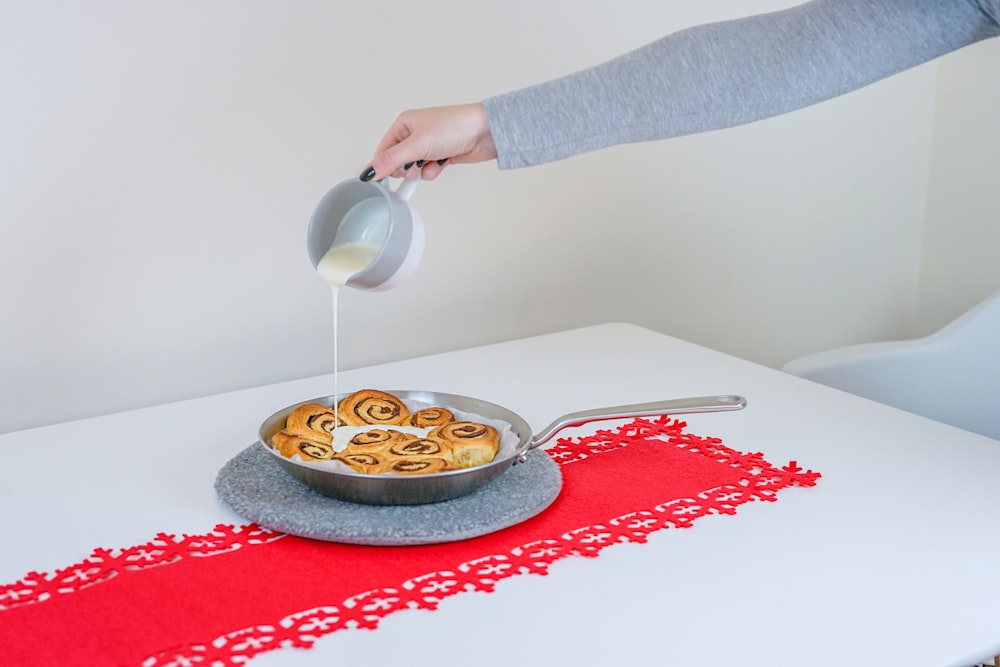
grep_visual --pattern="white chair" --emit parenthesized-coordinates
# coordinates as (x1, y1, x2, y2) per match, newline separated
(782, 289, 1000, 441)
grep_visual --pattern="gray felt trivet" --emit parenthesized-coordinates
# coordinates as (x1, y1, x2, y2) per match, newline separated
(215, 444, 562, 546)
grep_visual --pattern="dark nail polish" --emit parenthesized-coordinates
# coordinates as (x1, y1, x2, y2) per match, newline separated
(437, 158, 449, 166)
(415, 160, 426, 167)
(404, 161, 415, 170)
(360, 166, 376, 182)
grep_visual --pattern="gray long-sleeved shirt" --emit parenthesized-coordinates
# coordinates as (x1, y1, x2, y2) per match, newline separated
(483, 0, 1000, 169)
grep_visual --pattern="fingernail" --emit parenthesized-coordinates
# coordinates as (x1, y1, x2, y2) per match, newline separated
(437, 158, 449, 166)
(404, 161, 415, 170)
(415, 160, 426, 167)
(359, 166, 376, 182)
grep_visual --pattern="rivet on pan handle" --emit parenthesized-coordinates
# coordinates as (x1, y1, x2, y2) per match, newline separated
(514, 395, 747, 463)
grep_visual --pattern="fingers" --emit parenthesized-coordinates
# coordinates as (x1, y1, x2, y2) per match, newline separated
(359, 103, 493, 182)
(417, 159, 449, 181)
(359, 159, 450, 182)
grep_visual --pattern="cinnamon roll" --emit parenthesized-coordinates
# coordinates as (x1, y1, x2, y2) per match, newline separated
(346, 428, 413, 451)
(388, 436, 452, 458)
(381, 457, 451, 475)
(338, 389, 410, 427)
(408, 407, 455, 428)
(269, 391, 504, 475)
(273, 430, 336, 462)
(285, 403, 340, 445)
(430, 421, 500, 469)
(334, 451, 386, 475)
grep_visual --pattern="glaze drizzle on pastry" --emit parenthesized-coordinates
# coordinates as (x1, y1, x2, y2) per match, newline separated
(270, 389, 501, 475)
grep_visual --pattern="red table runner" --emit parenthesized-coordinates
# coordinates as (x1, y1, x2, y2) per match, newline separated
(0, 416, 819, 666)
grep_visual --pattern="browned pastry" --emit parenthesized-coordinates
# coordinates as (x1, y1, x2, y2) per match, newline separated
(271, 391, 503, 475)
(272, 430, 336, 462)
(336, 435, 455, 475)
(408, 407, 455, 428)
(334, 451, 386, 474)
(380, 457, 451, 475)
(430, 421, 500, 469)
(345, 428, 413, 451)
(285, 403, 340, 445)
(338, 389, 410, 427)
(388, 436, 453, 458)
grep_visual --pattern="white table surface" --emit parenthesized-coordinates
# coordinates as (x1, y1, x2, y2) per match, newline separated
(3, 322, 999, 666)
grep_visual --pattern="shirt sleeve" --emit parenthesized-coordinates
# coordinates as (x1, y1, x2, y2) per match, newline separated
(483, 0, 1000, 169)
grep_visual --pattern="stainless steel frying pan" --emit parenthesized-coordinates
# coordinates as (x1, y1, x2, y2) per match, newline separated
(258, 390, 746, 506)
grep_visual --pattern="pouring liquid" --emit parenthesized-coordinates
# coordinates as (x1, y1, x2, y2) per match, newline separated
(316, 242, 381, 426)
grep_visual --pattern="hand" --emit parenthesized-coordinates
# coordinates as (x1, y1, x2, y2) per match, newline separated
(359, 103, 497, 182)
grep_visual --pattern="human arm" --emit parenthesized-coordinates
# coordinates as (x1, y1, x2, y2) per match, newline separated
(361, 0, 1000, 179)
(486, 0, 999, 168)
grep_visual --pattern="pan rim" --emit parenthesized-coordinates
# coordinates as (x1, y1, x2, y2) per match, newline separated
(258, 389, 534, 482)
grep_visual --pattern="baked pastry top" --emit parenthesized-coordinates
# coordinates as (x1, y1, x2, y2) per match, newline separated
(272, 430, 335, 462)
(285, 403, 341, 445)
(409, 407, 456, 428)
(338, 389, 410, 427)
(429, 422, 501, 469)
(270, 389, 502, 475)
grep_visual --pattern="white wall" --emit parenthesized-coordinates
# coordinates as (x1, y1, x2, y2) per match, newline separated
(915, 37, 1000, 335)
(0, 0, 942, 433)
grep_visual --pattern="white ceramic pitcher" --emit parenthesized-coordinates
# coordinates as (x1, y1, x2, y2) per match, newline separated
(306, 176, 424, 291)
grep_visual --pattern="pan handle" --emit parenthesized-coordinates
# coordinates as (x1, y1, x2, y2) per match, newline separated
(515, 394, 747, 462)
